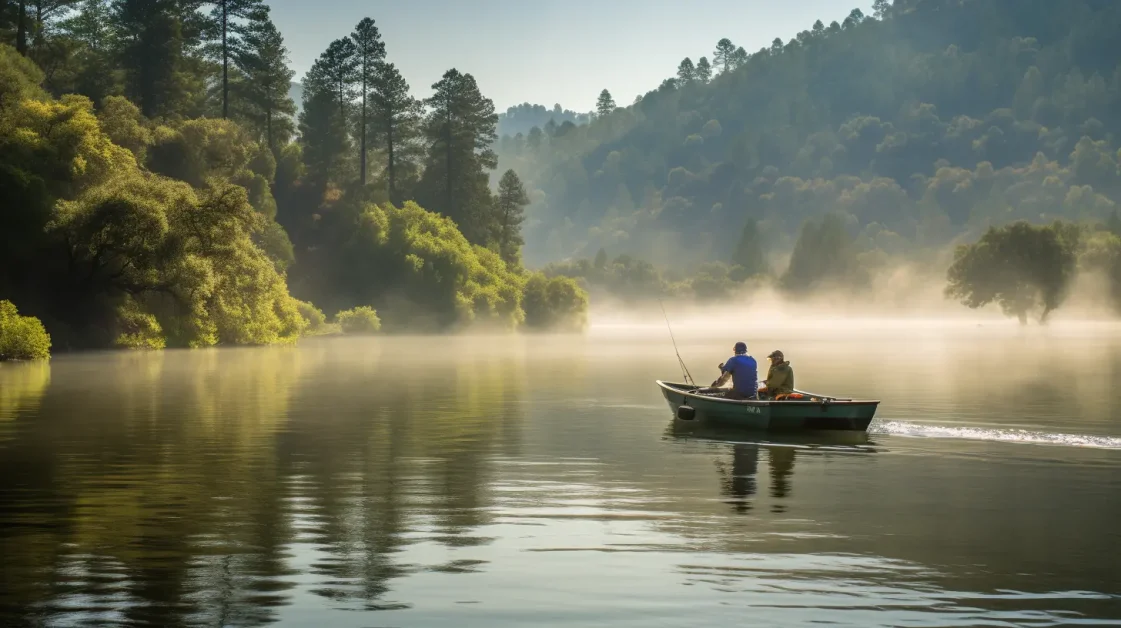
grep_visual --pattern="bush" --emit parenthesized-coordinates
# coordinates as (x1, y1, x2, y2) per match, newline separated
(335, 306, 382, 334)
(522, 273, 589, 331)
(0, 300, 51, 360)
(296, 300, 328, 333)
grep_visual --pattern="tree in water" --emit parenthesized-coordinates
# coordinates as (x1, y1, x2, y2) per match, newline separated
(201, 0, 268, 119)
(350, 17, 385, 186)
(595, 89, 615, 117)
(370, 61, 422, 206)
(233, 15, 295, 151)
(945, 222, 1080, 324)
(418, 68, 498, 244)
(695, 56, 712, 83)
(713, 38, 735, 74)
(730, 218, 767, 281)
(676, 57, 696, 84)
(493, 169, 529, 266)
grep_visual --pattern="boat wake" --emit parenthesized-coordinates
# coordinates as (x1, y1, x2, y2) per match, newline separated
(873, 420, 1121, 450)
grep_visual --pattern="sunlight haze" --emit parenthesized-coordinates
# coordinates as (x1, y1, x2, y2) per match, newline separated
(268, 0, 863, 110)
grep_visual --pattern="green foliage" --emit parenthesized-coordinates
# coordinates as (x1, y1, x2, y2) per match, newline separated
(946, 221, 1081, 323)
(596, 89, 615, 118)
(333, 201, 525, 331)
(113, 296, 165, 349)
(350, 17, 385, 186)
(295, 299, 328, 333)
(730, 218, 767, 281)
(370, 61, 422, 206)
(97, 95, 151, 161)
(522, 273, 588, 331)
(0, 300, 51, 361)
(417, 68, 498, 244)
(199, 0, 270, 119)
(232, 15, 296, 150)
(494, 1, 1121, 272)
(335, 305, 381, 334)
(0, 44, 47, 109)
(494, 169, 529, 266)
(782, 213, 866, 294)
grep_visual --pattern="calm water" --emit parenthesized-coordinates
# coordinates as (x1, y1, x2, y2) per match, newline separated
(2, 322, 1120, 627)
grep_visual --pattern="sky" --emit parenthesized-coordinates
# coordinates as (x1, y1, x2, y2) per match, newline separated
(267, 0, 870, 113)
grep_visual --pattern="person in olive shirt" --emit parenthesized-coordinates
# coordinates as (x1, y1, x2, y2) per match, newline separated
(760, 350, 795, 399)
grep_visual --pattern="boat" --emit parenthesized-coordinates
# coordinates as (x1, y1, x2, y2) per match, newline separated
(656, 380, 880, 432)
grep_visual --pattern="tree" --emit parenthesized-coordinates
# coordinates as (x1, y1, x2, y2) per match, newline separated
(695, 56, 712, 83)
(843, 8, 865, 28)
(781, 213, 865, 293)
(304, 37, 357, 122)
(418, 68, 498, 243)
(494, 169, 529, 266)
(731, 46, 748, 69)
(1108, 209, 1121, 237)
(945, 222, 1080, 324)
(59, 0, 118, 104)
(594, 247, 607, 269)
(595, 89, 615, 118)
(350, 17, 385, 186)
(232, 14, 295, 151)
(713, 38, 735, 74)
(112, 0, 207, 118)
(676, 57, 695, 83)
(730, 218, 767, 280)
(201, 0, 267, 119)
(370, 60, 422, 205)
(872, 0, 890, 20)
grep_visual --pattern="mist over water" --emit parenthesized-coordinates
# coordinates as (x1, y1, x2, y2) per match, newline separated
(1, 319, 1120, 626)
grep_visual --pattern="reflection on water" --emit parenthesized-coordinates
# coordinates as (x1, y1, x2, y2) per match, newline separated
(1, 329, 1120, 627)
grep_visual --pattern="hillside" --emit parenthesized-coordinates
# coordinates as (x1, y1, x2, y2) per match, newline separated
(496, 0, 1121, 268)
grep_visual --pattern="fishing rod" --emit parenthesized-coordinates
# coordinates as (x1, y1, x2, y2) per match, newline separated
(659, 299, 695, 387)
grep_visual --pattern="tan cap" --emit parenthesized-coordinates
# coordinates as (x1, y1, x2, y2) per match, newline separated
(767, 350, 784, 359)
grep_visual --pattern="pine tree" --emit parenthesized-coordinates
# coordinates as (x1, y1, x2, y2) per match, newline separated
(350, 17, 385, 186)
(419, 68, 498, 243)
(676, 57, 696, 83)
(713, 38, 735, 74)
(595, 89, 615, 118)
(233, 14, 295, 151)
(730, 218, 767, 280)
(695, 56, 712, 83)
(60, 0, 118, 104)
(304, 38, 357, 123)
(201, 0, 267, 119)
(370, 61, 422, 206)
(112, 0, 206, 118)
(731, 46, 748, 69)
(494, 169, 529, 266)
(299, 88, 351, 187)
(872, 0, 890, 20)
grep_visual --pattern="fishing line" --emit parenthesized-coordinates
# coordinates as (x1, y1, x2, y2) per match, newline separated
(659, 300, 695, 386)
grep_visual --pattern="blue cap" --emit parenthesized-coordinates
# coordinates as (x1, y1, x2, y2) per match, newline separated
(734, 341, 747, 354)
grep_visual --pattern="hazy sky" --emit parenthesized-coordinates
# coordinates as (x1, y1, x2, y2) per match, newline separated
(268, 0, 869, 112)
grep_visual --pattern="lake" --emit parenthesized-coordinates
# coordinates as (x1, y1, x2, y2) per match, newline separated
(2, 320, 1120, 627)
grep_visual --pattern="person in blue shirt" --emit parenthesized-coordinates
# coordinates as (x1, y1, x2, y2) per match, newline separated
(709, 341, 758, 400)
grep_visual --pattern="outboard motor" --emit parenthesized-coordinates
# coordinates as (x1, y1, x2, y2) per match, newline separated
(676, 405, 696, 421)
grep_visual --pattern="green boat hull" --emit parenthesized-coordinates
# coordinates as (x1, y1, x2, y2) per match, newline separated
(657, 380, 879, 432)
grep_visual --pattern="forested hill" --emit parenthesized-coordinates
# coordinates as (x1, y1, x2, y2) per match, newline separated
(497, 0, 1121, 268)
